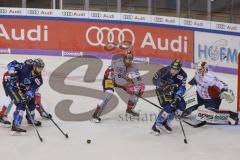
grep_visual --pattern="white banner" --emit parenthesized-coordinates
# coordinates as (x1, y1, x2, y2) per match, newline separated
(0, 7, 240, 33)
(120, 13, 151, 23)
(152, 15, 179, 26)
(180, 18, 210, 29)
(194, 31, 240, 69)
(0, 7, 26, 16)
(61, 10, 88, 18)
(211, 21, 240, 33)
(88, 11, 120, 20)
(26, 8, 58, 17)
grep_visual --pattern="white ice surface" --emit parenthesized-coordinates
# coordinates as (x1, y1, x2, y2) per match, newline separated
(0, 54, 239, 160)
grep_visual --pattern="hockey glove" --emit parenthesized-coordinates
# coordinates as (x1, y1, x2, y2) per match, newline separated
(171, 94, 181, 108)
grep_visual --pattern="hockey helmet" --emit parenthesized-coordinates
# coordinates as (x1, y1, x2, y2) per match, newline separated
(170, 59, 182, 75)
(196, 61, 208, 76)
(124, 50, 134, 66)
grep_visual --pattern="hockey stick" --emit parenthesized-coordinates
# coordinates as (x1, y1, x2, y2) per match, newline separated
(182, 119, 207, 128)
(140, 95, 189, 143)
(177, 116, 188, 144)
(38, 104, 69, 139)
(25, 104, 43, 142)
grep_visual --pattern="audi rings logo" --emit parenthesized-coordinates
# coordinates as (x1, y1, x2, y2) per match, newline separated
(28, 10, 39, 15)
(216, 24, 226, 29)
(62, 11, 73, 16)
(86, 26, 135, 47)
(0, 9, 7, 14)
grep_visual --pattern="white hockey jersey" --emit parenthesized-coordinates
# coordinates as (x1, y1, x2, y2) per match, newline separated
(111, 54, 141, 87)
(194, 71, 227, 99)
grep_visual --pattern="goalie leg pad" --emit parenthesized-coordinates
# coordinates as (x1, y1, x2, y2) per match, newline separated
(196, 108, 239, 125)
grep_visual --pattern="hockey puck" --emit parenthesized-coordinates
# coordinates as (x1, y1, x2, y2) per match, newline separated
(87, 139, 91, 144)
(184, 139, 188, 144)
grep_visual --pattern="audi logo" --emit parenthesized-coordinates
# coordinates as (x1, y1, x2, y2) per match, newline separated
(0, 9, 7, 14)
(86, 26, 135, 47)
(91, 13, 101, 18)
(216, 24, 226, 29)
(62, 11, 73, 16)
(28, 10, 39, 15)
(123, 15, 133, 20)
(184, 20, 193, 25)
(154, 17, 164, 22)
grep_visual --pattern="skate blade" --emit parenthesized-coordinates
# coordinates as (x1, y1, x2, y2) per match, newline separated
(10, 131, 26, 136)
(150, 131, 160, 136)
(0, 123, 11, 128)
(90, 119, 101, 123)
(160, 126, 172, 134)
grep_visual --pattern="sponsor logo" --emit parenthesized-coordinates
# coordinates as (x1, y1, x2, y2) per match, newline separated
(140, 32, 189, 53)
(86, 26, 135, 47)
(0, 48, 11, 54)
(0, 8, 7, 14)
(214, 114, 228, 121)
(62, 51, 83, 57)
(62, 11, 73, 16)
(198, 39, 238, 64)
(122, 15, 133, 20)
(28, 9, 39, 15)
(198, 112, 214, 120)
(91, 13, 101, 18)
(0, 24, 48, 42)
(216, 24, 226, 30)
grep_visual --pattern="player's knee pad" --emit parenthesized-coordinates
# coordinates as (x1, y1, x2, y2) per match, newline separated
(128, 95, 139, 105)
(98, 90, 114, 108)
(156, 110, 169, 125)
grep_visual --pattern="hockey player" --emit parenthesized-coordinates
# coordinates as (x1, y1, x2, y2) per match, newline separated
(0, 59, 51, 126)
(5, 58, 45, 133)
(152, 59, 187, 135)
(92, 50, 145, 123)
(0, 71, 14, 126)
(182, 61, 238, 125)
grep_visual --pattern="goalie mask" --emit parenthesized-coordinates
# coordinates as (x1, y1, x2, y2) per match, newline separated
(196, 61, 208, 76)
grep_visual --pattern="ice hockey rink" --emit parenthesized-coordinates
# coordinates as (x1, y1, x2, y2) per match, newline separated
(0, 54, 239, 160)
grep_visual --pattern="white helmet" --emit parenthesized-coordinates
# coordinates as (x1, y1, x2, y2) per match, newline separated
(196, 61, 208, 76)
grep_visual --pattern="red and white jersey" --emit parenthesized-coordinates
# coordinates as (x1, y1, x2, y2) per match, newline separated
(195, 71, 226, 99)
(107, 55, 141, 87)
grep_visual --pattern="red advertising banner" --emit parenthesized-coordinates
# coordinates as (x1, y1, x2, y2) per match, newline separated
(0, 18, 193, 61)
